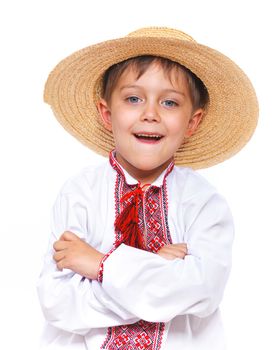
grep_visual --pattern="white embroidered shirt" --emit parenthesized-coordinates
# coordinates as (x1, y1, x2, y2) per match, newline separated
(37, 151, 234, 350)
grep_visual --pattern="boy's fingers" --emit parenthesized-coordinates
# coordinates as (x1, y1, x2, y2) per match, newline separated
(171, 243, 188, 254)
(174, 244, 188, 255)
(171, 250, 186, 259)
(53, 250, 65, 262)
(162, 244, 187, 255)
(53, 240, 69, 251)
(60, 231, 80, 241)
(158, 250, 185, 260)
(56, 259, 67, 271)
(157, 243, 188, 260)
(159, 253, 176, 260)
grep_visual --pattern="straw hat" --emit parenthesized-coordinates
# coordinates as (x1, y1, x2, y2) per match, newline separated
(44, 27, 258, 169)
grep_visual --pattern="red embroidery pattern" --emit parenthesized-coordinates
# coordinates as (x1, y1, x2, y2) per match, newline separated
(101, 151, 174, 350)
(144, 186, 172, 253)
(102, 321, 165, 350)
(97, 247, 116, 283)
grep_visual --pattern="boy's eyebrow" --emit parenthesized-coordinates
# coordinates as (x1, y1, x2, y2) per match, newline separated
(120, 85, 186, 96)
(162, 89, 186, 97)
(120, 84, 140, 91)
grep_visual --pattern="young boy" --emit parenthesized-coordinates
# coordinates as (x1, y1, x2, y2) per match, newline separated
(38, 27, 258, 349)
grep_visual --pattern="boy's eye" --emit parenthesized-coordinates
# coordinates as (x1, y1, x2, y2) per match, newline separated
(127, 96, 142, 104)
(162, 100, 178, 107)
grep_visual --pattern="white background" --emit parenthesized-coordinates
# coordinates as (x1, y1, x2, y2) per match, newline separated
(0, 0, 279, 349)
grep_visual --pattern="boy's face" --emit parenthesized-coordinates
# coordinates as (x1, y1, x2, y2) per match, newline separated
(98, 63, 203, 183)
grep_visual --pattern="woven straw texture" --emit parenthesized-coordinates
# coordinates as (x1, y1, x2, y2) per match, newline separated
(44, 27, 258, 169)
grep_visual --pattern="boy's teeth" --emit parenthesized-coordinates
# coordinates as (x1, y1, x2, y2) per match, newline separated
(136, 134, 162, 139)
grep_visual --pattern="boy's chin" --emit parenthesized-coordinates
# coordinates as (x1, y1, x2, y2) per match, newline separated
(130, 157, 172, 172)
(115, 150, 174, 174)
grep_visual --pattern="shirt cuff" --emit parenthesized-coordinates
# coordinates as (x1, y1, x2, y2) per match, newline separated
(97, 247, 116, 283)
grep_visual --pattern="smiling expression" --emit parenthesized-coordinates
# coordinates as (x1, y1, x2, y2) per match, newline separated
(98, 62, 203, 184)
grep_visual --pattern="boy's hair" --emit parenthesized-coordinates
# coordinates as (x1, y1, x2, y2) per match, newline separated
(102, 55, 209, 111)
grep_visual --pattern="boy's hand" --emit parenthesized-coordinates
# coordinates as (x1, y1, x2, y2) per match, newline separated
(157, 243, 188, 260)
(53, 231, 105, 280)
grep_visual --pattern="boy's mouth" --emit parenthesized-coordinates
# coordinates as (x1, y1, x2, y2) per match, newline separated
(134, 133, 164, 143)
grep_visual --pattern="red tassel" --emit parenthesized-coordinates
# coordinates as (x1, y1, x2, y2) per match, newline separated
(115, 183, 149, 250)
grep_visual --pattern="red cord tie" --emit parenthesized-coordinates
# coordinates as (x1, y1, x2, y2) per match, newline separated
(115, 182, 150, 250)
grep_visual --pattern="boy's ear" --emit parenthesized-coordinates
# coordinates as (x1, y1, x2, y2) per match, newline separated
(97, 99, 112, 131)
(185, 109, 204, 138)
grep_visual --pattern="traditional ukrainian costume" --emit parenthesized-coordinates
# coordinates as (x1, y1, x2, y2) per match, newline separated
(38, 151, 234, 349)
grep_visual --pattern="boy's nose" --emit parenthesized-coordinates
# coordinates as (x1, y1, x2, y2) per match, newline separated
(141, 102, 160, 122)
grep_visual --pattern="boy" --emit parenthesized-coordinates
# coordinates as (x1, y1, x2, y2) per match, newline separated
(38, 27, 258, 349)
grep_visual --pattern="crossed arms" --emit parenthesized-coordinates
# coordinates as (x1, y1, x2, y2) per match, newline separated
(37, 180, 233, 335)
(53, 231, 188, 280)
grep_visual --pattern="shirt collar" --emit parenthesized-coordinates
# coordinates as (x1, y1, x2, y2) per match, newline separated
(109, 150, 174, 188)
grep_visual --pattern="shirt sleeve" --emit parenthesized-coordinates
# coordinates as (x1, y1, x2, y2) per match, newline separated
(37, 181, 139, 336)
(100, 192, 234, 323)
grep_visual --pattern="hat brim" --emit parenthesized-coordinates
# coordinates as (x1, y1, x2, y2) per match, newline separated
(44, 36, 258, 169)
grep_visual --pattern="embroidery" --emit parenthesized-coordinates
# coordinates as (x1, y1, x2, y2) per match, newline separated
(102, 321, 165, 350)
(101, 151, 173, 350)
(145, 186, 171, 253)
(97, 247, 116, 283)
